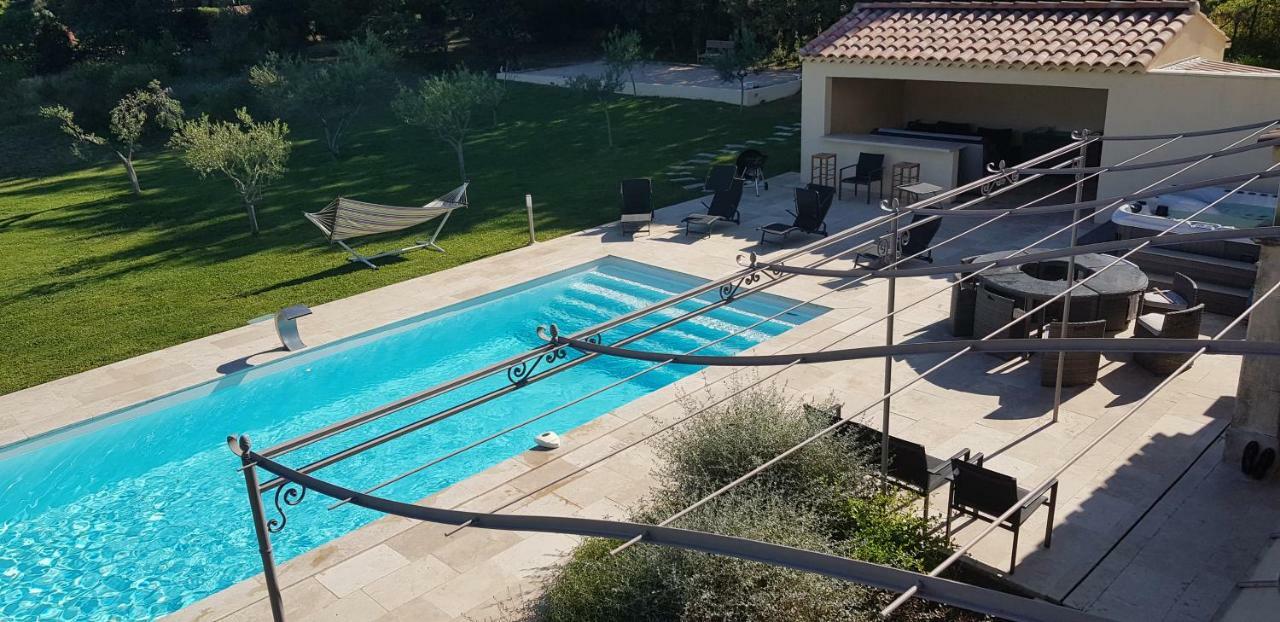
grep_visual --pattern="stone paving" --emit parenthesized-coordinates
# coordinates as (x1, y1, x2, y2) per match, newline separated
(3, 173, 1272, 621)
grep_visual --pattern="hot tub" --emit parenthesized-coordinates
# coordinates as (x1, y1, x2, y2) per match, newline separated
(1113, 186, 1276, 232)
(1111, 187, 1275, 262)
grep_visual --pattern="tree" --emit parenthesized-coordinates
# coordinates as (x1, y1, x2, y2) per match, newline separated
(603, 28, 645, 96)
(249, 33, 392, 158)
(566, 66, 625, 148)
(392, 68, 501, 181)
(712, 25, 766, 107)
(169, 108, 291, 236)
(40, 80, 183, 196)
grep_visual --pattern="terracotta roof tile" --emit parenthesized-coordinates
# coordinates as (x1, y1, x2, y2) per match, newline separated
(802, 1, 1198, 72)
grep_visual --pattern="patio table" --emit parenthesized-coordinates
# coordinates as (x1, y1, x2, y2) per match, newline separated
(960, 248, 1148, 332)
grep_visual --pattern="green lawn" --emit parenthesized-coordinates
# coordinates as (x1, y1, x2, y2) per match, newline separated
(0, 83, 800, 396)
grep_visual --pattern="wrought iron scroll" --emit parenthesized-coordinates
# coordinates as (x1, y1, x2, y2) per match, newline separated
(979, 160, 1019, 196)
(506, 333, 603, 385)
(719, 271, 762, 301)
(266, 481, 307, 534)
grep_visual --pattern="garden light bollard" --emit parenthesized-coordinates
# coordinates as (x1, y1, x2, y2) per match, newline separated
(526, 194, 537, 244)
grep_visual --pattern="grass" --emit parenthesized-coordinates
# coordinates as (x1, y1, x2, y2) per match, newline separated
(0, 82, 800, 396)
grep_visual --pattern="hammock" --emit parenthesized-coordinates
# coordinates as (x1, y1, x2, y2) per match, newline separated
(304, 183, 469, 269)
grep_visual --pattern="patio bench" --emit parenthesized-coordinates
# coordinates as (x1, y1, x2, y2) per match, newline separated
(698, 39, 734, 62)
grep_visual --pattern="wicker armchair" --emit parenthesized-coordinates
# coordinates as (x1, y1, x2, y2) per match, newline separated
(1141, 272, 1199, 315)
(1133, 303, 1205, 375)
(1040, 319, 1108, 387)
(973, 287, 1030, 358)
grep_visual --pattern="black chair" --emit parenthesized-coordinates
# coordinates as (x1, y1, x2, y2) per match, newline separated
(704, 164, 737, 194)
(946, 458, 1058, 574)
(758, 184, 833, 245)
(856, 213, 941, 266)
(1141, 272, 1198, 315)
(619, 178, 653, 235)
(838, 153, 885, 203)
(807, 404, 972, 523)
(682, 178, 743, 237)
(735, 149, 769, 196)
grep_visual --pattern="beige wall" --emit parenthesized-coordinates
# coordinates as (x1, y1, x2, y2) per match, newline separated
(828, 78, 905, 134)
(801, 60, 1280, 203)
(1153, 14, 1230, 66)
(901, 80, 1108, 133)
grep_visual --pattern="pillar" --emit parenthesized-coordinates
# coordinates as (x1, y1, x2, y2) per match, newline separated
(1226, 130, 1280, 480)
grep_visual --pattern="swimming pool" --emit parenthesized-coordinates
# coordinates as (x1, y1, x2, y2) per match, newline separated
(0, 257, 825, 620)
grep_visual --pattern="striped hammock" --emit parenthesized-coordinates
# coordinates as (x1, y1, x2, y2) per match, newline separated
(304, 183, 469, 242)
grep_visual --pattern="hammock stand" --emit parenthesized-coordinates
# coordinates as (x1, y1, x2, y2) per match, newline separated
(304, 183, 469, 269)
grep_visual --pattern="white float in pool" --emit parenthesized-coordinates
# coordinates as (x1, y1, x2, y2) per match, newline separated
(535, 431, 561, 449)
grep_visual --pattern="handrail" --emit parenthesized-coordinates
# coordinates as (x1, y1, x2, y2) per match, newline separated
(232, 439, 1107, 622)
(898, 169, 1280, 218)
(257, 137, 1093, 461)
(546, 331, 1280, 367)
(1017, 138, 1280, 175)
(748, 225, 1280, 280)
(1099, 118, 1280, 141)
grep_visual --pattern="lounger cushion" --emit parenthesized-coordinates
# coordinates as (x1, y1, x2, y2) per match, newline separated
(683, 214, 724, 225)
(1137, 312, 1165, 335)
(760, 222, 796, 234)
(1143, 289, 1188, 312)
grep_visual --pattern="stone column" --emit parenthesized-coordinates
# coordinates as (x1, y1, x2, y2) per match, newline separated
(1226, 129, 1280, 479)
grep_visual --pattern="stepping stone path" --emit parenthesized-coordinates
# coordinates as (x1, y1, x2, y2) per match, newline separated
(662, 124, 801, 188)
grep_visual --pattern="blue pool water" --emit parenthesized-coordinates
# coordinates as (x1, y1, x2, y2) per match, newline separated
(0, 257, 825, 620)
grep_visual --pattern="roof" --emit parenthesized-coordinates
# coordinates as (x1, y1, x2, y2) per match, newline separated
(802, 1, 1201, 73)
(1153, 56, 1280, 76)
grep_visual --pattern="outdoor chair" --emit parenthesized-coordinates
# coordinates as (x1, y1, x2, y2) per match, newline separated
(950, 280, 977, 337)
(704, 164, 738, 194)
(1134, 303, 1205, 375)
(806, 404, 972, 523)
(1141, 272, 1199, 315)
(758, 184, 833, 245)
(973, 287, 1031, 358)
(735, 149, 769, 196)
(838, 153, 885, 203)
(683, 178, 743, 237)
(946, 458, 1058, 574)
(619, 178, 653, 236)
(1039, 319, 1108, 387)
(855, 214, 942, 267)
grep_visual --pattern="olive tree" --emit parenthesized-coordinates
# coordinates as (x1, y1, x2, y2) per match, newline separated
(603, 28, 645, 96)
(249, 33, 392, 158)
(566, 66, 626, 148)
(712, 25, 766, 108)
(168, 109, 291, 236)
(392, 68, 503, 181)
(40, 80, 183, 196)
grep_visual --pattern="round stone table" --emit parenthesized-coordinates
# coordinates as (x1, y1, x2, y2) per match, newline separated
(964, 248, 1149, 332)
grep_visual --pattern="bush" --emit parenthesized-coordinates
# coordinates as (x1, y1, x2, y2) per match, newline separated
(528, 383, 991, 621)
(29, 62, 166, 132)
(534, 496, 873, 622)
(652, 381, 873, 524)
(834, 494, 952, 573)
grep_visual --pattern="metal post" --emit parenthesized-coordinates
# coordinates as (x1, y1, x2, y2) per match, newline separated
(1052, 133, 1091, 423)
(230, 435, 286, 622)
(525, 194, 537, 244)
(881, 198, 900, 489)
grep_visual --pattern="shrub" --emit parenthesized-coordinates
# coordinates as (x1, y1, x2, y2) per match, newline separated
(834, 494, 952, 573)
(530, 383, 994, 621)
(652, 381, 873, 524)
(533, 496, 872, 622)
